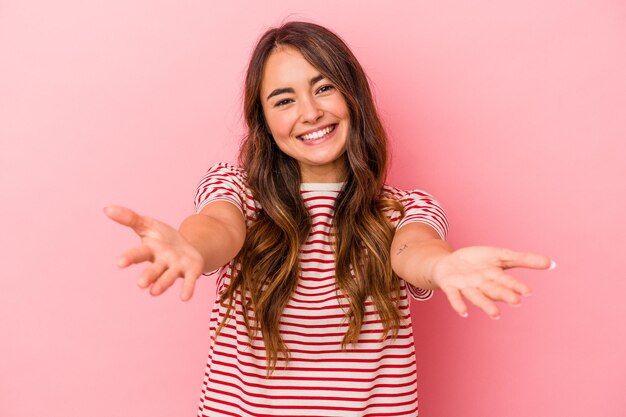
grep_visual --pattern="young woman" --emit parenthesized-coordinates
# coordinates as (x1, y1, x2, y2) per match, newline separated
(105, 21, 553, 417)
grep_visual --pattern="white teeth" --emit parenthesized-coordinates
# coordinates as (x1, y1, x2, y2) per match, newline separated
(300, 125, 335, 141)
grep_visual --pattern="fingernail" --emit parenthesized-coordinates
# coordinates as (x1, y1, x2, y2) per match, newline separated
(548, 260, 557, 270)
(460, 312, 468, 318)
(511, 302, 521, 308)
(523, 292, 533, 297)
(491, 315, 501, 320)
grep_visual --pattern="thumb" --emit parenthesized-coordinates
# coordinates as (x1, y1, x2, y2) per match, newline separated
(103, 205, 150, 236)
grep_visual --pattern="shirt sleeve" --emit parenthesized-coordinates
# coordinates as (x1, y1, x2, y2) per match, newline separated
(396, 189, 448, 240)
(193, 163, 250, 277)
(193, 162, 248, 217)
(395, 189, 449, 301)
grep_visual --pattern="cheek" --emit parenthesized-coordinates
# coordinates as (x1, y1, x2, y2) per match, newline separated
(265, 113, 292, 139)
(333, 98, 350, 121)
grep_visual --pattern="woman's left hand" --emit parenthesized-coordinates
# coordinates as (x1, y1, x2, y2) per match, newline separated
(431, 246, 554, 319)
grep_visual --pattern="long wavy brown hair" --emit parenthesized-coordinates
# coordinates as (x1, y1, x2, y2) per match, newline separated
(217, 21, 405, 373)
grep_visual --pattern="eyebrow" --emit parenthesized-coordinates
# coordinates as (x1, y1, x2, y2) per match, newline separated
(265, 74, 326, 101)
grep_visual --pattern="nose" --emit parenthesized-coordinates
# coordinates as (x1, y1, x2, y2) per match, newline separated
(299, 96, 323, 123)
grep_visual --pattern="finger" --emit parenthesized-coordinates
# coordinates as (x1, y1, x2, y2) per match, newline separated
(180, 269, 201, 301)
(491, 272, 532, 296)
(461, 287, 501, 319)
(479, 281, 521, 305)
(103, 206, 151, 236)
(441, 287, 469, 318)
(137, 263, 167, 288)
(118, 246, 154, 268)
(150, 268, 182, 296)
(498, 248, 552, 271)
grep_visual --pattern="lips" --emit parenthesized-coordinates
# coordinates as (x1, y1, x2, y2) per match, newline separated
(297, 124, 337, 142)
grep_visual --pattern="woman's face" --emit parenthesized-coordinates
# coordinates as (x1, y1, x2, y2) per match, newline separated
(260, 46, 350, 183)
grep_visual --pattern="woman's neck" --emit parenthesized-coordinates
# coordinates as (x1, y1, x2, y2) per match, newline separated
(299, 160, 347, 183)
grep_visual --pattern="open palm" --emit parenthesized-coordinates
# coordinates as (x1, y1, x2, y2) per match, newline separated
(432, 246, 553, 319)
(104, 205, 204, 300)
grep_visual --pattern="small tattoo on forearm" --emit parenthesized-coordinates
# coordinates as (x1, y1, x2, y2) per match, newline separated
(397, 244, 408, 255)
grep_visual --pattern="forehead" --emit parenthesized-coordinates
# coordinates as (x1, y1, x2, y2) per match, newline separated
(260, 46, 321, 92)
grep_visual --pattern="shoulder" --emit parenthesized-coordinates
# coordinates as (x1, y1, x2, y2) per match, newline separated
(196, 162, 253, 197)
(380, 183, 448, 238)
(194, 162, 258, 215)
(200, 162, 248, 185)
(380, 184, 439, 205)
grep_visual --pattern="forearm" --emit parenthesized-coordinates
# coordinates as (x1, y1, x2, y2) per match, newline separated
(179, 213, 244, 273)
(391, 238, 454, 290)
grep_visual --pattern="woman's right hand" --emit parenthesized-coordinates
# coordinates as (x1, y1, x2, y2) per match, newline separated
(103, 205, 205, 301)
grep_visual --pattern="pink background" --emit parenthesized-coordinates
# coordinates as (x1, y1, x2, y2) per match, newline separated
(2, 1, 625, 416)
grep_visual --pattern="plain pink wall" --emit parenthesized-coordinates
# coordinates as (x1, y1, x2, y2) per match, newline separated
(2, 1, 624, 416)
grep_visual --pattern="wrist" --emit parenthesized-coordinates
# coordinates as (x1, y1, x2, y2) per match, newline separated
(427, 251, 452, 290)
(395, 240, 453, 290)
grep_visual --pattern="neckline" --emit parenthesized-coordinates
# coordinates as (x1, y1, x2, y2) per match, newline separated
(300, 182, 345, 191)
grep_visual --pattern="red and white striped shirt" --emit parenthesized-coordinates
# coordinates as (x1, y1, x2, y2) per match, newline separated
(194, 163, 448, 417)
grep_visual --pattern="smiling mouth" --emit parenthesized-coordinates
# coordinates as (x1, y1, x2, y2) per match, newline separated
(297, 124, 337, 142)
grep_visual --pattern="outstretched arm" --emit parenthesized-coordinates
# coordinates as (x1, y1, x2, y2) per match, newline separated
(104, 201, 245, 301)
(391, 222, 553, 319)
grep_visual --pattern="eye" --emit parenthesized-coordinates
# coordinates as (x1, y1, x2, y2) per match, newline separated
(274, 98, 294, 107)
(316, 84, 335, 94)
